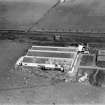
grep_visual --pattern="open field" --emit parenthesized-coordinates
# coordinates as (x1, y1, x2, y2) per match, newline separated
(0, 40, 30, 89)
(80, 54, 95, 66)
(32, 0, 105, 32)
(0, 0, 57, 30)
(0, 40, 29, 72)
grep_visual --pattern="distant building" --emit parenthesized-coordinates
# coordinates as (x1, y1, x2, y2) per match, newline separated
(97, 56, 105, 61)
(78, 45, 84, 52)
(16, 45, 79, 73)
(96, 49, 105, 67)
(98, 50, 105, 56)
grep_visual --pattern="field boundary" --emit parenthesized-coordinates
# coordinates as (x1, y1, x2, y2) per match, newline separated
(1, 30, 105, 44)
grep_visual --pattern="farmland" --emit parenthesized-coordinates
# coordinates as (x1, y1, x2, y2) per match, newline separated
(0, 40, 29, 89)
(80, 54, 95, 66)
(0, 0, 57, 30)
(31, 0, 105, 33)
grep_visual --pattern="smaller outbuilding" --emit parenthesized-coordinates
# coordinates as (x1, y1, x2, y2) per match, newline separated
(98, 49, 105, 56)
(96, 49, 105, 67)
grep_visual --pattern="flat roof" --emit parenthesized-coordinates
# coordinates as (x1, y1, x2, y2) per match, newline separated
(22, 56, 73, 67)
(98, 50, 105, 55)
(97, 56, 105, 61)
(27, 51, 75, 58)
(32, 45, 78, 49)
(31, 46, 78, 52)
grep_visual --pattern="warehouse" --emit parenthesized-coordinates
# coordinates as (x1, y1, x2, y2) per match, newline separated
(16, 45, 79, 72)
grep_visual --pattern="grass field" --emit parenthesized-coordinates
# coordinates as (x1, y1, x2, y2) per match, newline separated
(0, 40, 30, 89)
(0, 40, 29, 71)
(0, 0, 57, 30)
(32, 0, 105, 32)
(80, 54, 95, 66)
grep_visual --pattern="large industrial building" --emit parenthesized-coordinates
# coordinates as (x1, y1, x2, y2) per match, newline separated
(16, 45, 81, 72)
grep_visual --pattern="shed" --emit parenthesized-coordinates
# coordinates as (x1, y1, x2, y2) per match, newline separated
(98, 50, 105, 56)
(96, 55, 105, 67)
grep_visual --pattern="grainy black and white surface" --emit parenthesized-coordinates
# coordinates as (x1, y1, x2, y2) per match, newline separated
(0, 0, 105, 105)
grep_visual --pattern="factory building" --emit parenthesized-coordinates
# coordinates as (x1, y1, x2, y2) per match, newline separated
(15, 45, 81, 73)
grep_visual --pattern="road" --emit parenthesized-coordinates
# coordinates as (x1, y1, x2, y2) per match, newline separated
(79, 66, 105, 71)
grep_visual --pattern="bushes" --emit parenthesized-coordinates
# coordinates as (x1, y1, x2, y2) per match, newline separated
(80, 55, 94, 66)
(89, 70, 105, 87)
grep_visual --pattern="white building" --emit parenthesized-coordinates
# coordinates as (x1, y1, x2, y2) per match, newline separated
(16, 45, 79, 72)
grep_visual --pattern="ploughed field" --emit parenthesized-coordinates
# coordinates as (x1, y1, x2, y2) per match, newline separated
(32, 0, 105, 32)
